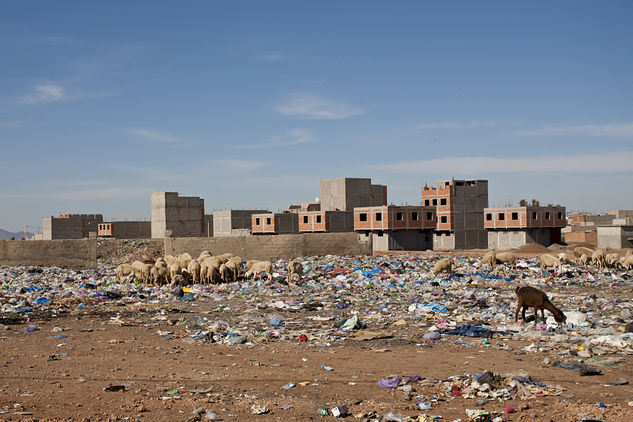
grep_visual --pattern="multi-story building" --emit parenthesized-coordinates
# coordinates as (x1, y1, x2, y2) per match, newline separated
(251, 212, 299, 235)
(422, 179, 488, 250)
(298, 210, 354, 233)
(484, 205, 566, 249)
(320, 177, 387, 211)
(150, 192, 206, 238)
(213, 209, 269, 237)
(42, 214, 103, 240)
(353, 205, 436, 251)
(97, 221, 151, 239)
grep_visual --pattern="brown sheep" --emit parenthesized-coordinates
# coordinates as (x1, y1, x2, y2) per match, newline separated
(515, 286, 566, 324)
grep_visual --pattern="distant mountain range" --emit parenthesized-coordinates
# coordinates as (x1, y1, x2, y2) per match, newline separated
(0, 229, 35, 240)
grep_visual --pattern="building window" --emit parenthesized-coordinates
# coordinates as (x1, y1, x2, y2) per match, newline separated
(266, 217, 271, 224)
(255, 218, 260, 225)
(426, 212, 433, 220)
(303, 216, 308, 224)
(545, 212, 550, 220)
(440, 216, 447, 223)
(359, 213, 367, 222)
(412, 212, 419, 221)
(532, 212, 537, 220)
(376, 212, 382, 221)
(499, 213, 505, 221)
(424, 199, 430, 206)
(316, 215, 322, 223)
(432, 199, 437, 206)
(557, 212, 562, 219)
(440, 198, 447, 205)
(486, 213, 492, 221)
(511, 212, 518, 220)
(396, 212, 403, 221)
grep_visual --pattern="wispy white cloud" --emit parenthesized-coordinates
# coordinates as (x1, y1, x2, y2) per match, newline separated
(275, 94, 364, 119)
(130, 128, 186, 144)
(370, 151, 633, 174)
(0, 187, 149, 200)
(416, 121, 497, 130)
(231, 129, 312, 149)
(515, 123, 633, 138)
(214, 159, 268, 170)
(20, 85, 65, 104)
(256, 52, 284, 62)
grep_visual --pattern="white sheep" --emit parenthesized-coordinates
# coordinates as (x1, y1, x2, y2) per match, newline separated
(624, 254, 633, 272)
(219, 263, 233, 283)
(187, 260, 201, 284)
(579, 254, 589, 266)
(480, 251, 496, 270)
(245, 261, 273, 280)
(168, 262, 182, 281)
(176, 253, 192, 270)
(287, 260, 303, 283)
(605, 253, 620, 268)
(574, 247, 594, 262)
(495, 252, 517, 269)
(539, 254, 562, 276)
(591, 249, 606, 270)
(432, 258, 452, 276)
(116, 264, 135, 282)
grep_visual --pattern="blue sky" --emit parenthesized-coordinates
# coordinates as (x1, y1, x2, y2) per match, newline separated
(1, 1, 632, 232)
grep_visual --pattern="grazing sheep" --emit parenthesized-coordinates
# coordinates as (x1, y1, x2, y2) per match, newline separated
(495, 252, 517, 270)
(164, 255, 177, 267)
(480, 251, 496, 270)
(432, 258, 453, 276)
(591, 249, 606, 270)
(219, 263, 233, 283)
(287, 260, 304, 283)
(225, 258, 242, 281)
(155, 258, 167, 269)
(187, 260, 201, 284)
(515, 286, 566, 324)
(574, 247, 594, 261)
(618, 256, 626, 270)
(171, 274, 186, 287)
(245, 259, 264, 272)
(539, 254, 562, 276)
(578, 254, 589, 266)
(605, 253, 620, 268)
(624, 254, 633, 272)
(176, 253, 192, 270)
(206, 265, 221, 284)
(557, 253, 571, 264)
(116, 264, 135, 282)
(151, 266, 169, 285)
(168, 263, 182, 281)
(131, 261, 151, 284)
(245, 261, 273, 280)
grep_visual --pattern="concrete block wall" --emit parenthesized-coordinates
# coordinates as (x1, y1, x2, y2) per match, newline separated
(0, 239, 97, 269)
(320, 178, 387, 212)
(164, 232, 372, 260)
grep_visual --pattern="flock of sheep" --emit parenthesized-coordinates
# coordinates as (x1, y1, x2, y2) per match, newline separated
(431, 247, 633, 277)
(115, 251, 303, 286)
(115, 247, 633, 288)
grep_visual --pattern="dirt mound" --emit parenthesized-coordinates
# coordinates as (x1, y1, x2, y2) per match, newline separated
(517, 242, 550, 253)
(97, 239, 164, 267)
(547, 243, 566, 251)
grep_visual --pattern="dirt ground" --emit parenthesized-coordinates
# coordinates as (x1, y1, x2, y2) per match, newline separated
(2, 243, 633, 421)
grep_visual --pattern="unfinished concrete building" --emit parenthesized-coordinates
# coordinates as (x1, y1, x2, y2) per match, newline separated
(213, 209, 269, 237)
(298, 211, 354, 233)
(251, 212, 299, 235)
(320, 178, 387, 211)
(97, 221, 151, 239)
(42, 214, 103, 240)
(597, 225, 633, 249)
(150, 192, 206, 238)
(354, 205, 436, 251)
(484, 205, 566, 249)
(422, 179, 488, 250)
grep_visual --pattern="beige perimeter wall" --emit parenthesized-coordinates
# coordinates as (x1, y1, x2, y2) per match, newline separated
(0, 239, 97, 269)
(165, 232, 372, 260)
